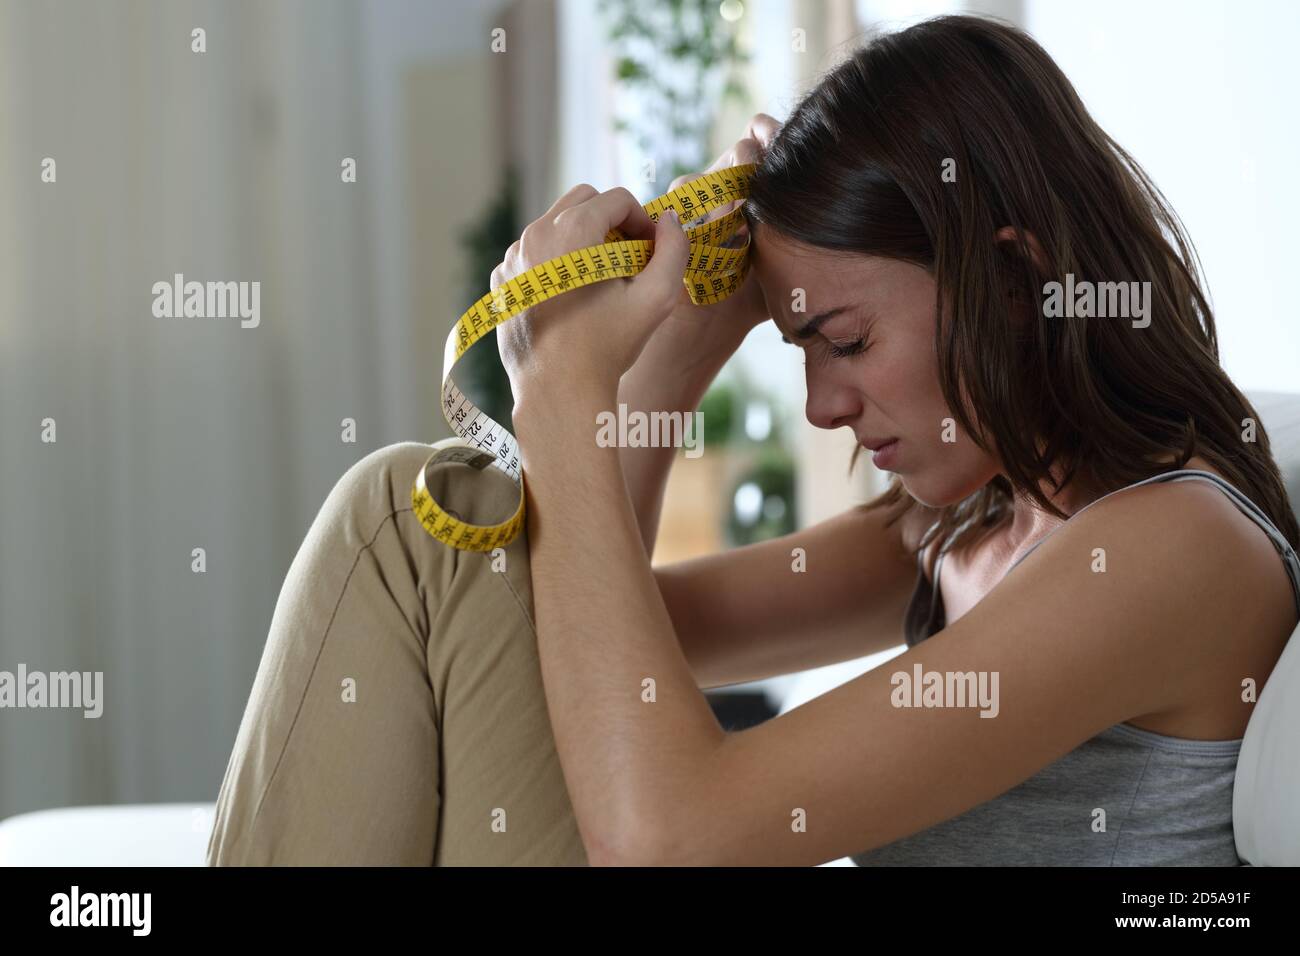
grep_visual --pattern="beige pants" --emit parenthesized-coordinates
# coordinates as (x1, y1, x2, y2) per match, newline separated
(206, 442, 589, 865)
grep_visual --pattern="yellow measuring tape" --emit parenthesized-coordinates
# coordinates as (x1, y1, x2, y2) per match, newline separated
(412, 164, 757, 551)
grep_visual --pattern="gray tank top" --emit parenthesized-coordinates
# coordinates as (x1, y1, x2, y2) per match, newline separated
(852, 468, 1300, 866)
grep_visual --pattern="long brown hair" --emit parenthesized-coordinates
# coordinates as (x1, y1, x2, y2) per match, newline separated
(743, 14, 1299, 577)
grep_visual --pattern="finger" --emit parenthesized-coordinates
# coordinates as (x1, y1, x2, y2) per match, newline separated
(629, 209, 690, 320)
(495, 237, 522, 276)
(667, 113, 780, 202)
(514, 186, 598, 274)
(732, 115, 781, 166)
(733, 136, 763, 167)
(541, 182, 599, 221)
(490, 239, 520, 288)
(682, 112, 779, 184)
(669, 144, 734, 193)
(554, 186, 653, 244)
(746, 112, 781, 149)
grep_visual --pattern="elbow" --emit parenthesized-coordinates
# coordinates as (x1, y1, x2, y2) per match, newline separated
(587, 807, 716, 866)
(586, 744, 729, 866)
(586, 816, 671, 867)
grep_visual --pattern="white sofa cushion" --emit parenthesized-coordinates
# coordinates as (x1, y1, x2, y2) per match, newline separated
(1233, 390, 1300, 864)
(0, 803, 214, 866)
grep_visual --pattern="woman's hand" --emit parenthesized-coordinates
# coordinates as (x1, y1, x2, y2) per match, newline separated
(610, 114, 782, 556)
(492, 185, 690, 409)
(636, 113, 782, 385)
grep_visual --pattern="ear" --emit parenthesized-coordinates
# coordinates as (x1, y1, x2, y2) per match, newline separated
(993, 226, 1053, 322)
(994, 225, 1050, 276)
(993, 227, 1050, 332)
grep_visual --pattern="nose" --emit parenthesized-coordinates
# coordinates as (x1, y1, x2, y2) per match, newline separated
(804, 367, 863, 432)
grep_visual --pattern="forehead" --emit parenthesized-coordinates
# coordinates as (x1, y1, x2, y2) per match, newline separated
(750, 223, 872, 328)
(750, 222, 848, 281)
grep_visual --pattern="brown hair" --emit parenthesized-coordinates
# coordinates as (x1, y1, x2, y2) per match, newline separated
(743, 14, 1299, 577)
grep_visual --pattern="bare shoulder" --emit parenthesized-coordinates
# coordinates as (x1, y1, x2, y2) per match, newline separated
(1098, 471, 1284, 572)
(907, 471, 1296, 734)
(1018, 471, 1297, 660)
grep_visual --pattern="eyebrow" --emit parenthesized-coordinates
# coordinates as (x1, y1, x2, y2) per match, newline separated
(781, 306, 852, 343)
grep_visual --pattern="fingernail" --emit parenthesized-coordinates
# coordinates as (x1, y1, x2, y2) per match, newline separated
(663, 209, 678, 226)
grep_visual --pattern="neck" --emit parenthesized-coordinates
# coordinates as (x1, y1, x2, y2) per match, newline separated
(1004, 461, 1106, 551)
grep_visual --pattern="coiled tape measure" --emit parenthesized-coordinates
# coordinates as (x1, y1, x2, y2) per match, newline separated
(412, 163, 757, 552)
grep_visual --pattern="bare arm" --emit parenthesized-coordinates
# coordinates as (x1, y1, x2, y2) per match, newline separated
(616, 113, 779, 557)
(656, 499, 928, 689)
(615, 324, 745, 557)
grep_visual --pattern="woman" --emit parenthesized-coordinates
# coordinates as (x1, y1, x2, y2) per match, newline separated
(208, 15, 1300, 866)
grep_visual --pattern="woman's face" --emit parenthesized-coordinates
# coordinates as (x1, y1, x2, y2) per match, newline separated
(750, 223, 1000, 508)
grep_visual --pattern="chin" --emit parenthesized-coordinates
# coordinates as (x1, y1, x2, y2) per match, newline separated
(897, 462, 995, 509)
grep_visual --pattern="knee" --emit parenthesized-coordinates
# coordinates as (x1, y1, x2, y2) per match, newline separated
(318, 441, 531, 617)
(334, 440, 436, 510)
(311, 442, 439, 547)
(321, 441, 522, 546)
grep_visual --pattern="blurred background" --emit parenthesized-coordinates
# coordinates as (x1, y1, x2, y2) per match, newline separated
(2, 0, 1298, 833)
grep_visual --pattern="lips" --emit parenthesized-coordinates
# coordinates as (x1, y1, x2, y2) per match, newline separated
(866, 437, 901, 471)
(859, 437, 898, 452)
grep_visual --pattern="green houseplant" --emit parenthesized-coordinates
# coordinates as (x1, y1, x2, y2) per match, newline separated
(598, 0, 751, 194)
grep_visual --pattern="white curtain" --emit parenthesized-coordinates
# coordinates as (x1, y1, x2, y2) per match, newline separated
(0, 0, 530, 818)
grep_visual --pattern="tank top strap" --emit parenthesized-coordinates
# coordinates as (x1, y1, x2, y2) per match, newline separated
(1002, 468, 1300, 615)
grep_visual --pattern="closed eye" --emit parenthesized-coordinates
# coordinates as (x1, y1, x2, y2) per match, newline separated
(778, 334, 868, 361)
(828, 338, 866, 358)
